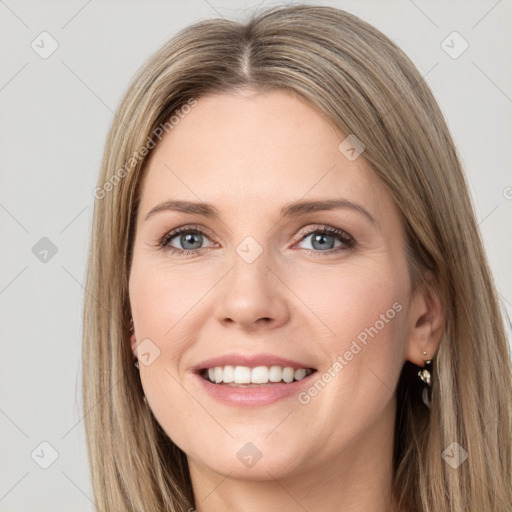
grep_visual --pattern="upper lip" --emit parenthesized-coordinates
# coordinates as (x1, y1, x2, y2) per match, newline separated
(191, 352, 316, 372)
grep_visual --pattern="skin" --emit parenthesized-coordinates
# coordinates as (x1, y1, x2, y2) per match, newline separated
(128, 88, 444, 512)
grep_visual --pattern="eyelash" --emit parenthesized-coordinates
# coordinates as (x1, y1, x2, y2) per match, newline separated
(158, 224, 356, 257)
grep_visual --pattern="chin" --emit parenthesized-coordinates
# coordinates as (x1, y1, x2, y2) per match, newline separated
(199, 454, 301, 481)
(185, 437, 308, 481)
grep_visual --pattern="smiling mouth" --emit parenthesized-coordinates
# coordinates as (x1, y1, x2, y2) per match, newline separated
(200, 365, 317, 386)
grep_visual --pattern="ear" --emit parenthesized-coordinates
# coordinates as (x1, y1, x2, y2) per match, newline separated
(404, 275, 444, 366)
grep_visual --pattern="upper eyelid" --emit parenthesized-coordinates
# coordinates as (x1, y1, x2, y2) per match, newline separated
(164, 224, 214, 238)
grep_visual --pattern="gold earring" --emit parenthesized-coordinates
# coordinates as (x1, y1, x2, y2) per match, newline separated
(418, 358, 432, 408)
(418, 360, 432, 386)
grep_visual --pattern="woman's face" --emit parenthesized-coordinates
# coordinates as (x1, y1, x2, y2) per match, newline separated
(129, 88, 417, 481)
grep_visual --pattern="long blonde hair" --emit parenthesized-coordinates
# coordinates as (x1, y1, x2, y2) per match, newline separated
(82, 4, 512, 511)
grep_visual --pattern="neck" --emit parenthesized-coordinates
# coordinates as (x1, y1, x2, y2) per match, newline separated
(188, 399, 399, 512)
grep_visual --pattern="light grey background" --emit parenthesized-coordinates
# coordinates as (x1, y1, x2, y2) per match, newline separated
(1, 1, 511, 510)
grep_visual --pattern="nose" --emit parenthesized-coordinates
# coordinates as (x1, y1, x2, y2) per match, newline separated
(213, 246, 291, 332)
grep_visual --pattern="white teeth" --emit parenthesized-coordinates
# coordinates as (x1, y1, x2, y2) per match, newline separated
(203, 365, 313, 385)
(269, 365, 283, 382)
(222, 365, 234, 383)
(283, 367, 294, 383)
(251, 366, 269, 384)
(294, 368, 306, 381)
(234, 366, 251, 384)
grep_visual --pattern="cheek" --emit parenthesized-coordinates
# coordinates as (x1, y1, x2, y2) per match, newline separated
(128, 262, 210, 446)
(297, 257, 408, 354)
(296, 258, 410, 422)
(129, 258, 212, 352)
(128, 258, 222, 431)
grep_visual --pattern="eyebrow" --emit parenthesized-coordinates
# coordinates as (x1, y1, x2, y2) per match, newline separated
(144, 199, 377, 225)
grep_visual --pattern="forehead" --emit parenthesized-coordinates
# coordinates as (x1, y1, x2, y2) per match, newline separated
(137, 89, 393, 219)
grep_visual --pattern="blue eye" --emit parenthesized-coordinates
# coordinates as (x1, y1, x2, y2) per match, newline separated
(160, 226, 214, 255)
(297, 226, 355, 253)
(159, 224, 355, 256)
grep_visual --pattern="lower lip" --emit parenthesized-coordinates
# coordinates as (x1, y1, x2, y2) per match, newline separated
(193, 371, 317, 407)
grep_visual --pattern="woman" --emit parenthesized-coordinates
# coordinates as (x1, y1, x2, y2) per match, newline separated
(82, 4, 512, 511)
